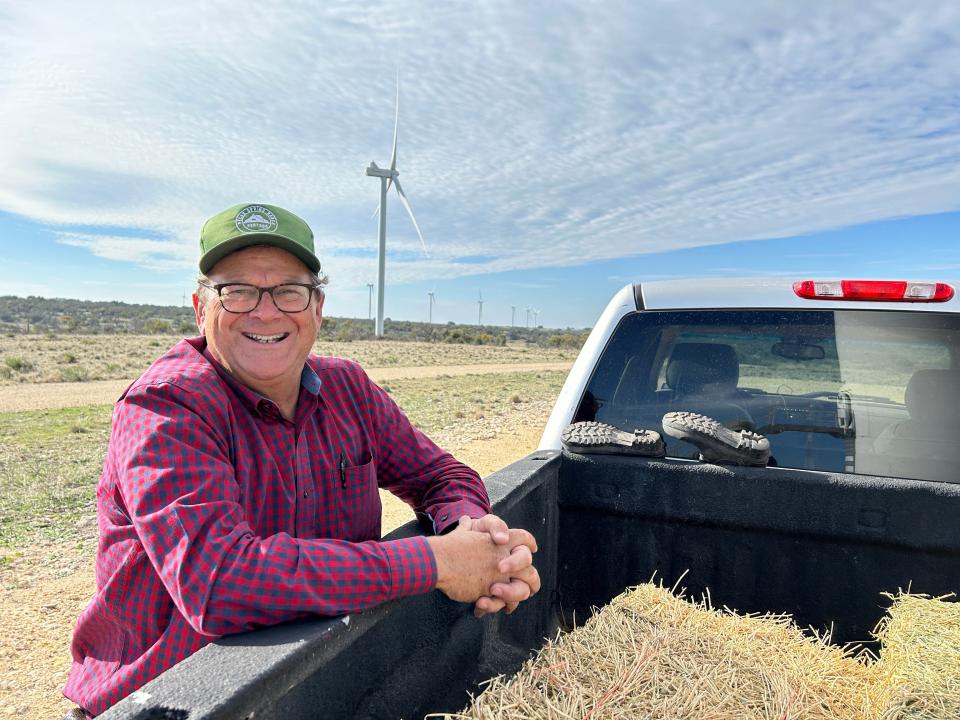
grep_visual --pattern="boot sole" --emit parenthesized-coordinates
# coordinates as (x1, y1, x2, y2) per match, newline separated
(662, 411, 770, 466)
(562, 421, 665, 457)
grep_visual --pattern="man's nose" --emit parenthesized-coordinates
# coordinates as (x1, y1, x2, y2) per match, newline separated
(248, 289, 285, 319)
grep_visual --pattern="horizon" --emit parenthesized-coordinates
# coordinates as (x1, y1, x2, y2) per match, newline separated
(2, 2, 960, 328)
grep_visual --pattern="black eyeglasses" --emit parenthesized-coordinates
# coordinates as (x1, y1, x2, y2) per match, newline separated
(199, 282, 319, 313)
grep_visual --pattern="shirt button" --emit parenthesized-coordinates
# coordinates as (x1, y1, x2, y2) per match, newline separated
(303, 490, 309, 498)
(440, 513, 448, 521)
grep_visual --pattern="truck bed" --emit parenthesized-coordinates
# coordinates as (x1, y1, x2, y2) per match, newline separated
(99, 451, 960, 719)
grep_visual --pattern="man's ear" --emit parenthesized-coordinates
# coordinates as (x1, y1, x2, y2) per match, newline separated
(314, 291, 325, 330)
(192, 292, 206, 334)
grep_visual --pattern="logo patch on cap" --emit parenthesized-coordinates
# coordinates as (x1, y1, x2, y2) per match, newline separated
(235, 205, 278, 234)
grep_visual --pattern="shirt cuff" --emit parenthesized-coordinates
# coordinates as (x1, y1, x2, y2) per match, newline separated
(382, 536, 438, 599)
(430, 501, 490, 535)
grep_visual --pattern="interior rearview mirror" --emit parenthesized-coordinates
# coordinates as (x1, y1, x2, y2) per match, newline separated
(772, 340, 826, 361)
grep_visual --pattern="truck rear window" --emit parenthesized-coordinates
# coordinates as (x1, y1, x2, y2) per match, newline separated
(574, 309, 960, 483)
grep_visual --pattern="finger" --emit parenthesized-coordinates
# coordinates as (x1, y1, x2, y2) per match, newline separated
(524, 565, 542, 596)
(457, 515, 472, 529)
(490, 565, 541, 603)
(474, 514, 510, 544)
(473, 595, 506, 618)
(504, 600, 520, 614)
(515, 564, 541, 596)
(498, 544, 533, 575)
(506, 528, 538, 553)
(489, 577, 532, 605)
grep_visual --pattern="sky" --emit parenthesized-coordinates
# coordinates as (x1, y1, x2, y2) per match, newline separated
(1, 1, 960, 329)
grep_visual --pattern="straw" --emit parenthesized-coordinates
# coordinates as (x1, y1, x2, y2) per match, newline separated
(436, 583, 876, 720)
(871, 592, 960, 720)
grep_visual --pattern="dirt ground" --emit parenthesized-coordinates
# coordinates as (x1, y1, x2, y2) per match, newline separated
(0, 370, 556, 718)
(0, 362, 570, 413)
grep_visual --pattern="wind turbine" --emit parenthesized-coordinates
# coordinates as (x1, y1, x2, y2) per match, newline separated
(366, 74, 428, 338)
(532, 308, 541, 327)
(428, 290, 435, 324)
(477, 290, 484, 326)
(511, 305, 516, 327)
(366, 283, 374, 320)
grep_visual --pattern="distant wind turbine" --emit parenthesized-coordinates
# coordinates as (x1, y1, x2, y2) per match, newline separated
(532, 308, 541, 327)
(428, 290, 435, 324)
(511, 305, 516, 327)
(366, 73, 427, 337)
(366, 283, 374, 320)
(477, 290, 484, 326)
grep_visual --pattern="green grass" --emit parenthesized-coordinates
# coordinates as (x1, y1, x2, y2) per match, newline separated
(0, 371, 567, 552)
(385, 371, 565, 436)
(0, 404, 114, 549)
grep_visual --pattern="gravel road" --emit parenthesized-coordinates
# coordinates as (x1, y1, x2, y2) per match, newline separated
(0, 361, 571, 412)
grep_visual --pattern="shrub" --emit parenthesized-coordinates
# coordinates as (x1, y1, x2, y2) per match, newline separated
(60, 352, 78, 364)
(143, 319, 173, 334)
(60, 365, 90, 382)
(3, 356, 34, 372)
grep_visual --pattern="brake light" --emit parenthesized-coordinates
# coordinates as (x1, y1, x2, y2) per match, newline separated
(793, 280, 955, 303)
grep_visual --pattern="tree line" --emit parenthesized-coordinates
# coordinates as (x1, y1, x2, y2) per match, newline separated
(0, 296, 588, 348)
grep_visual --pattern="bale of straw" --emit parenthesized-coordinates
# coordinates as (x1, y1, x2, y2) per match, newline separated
(437, 583, 876, 720)
(872, 592, 960, 720)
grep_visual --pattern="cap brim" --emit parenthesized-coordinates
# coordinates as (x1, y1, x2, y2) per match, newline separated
(199, 233, 321, 274)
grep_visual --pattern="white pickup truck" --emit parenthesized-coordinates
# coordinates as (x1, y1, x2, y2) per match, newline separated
(99, 277, 960, 720)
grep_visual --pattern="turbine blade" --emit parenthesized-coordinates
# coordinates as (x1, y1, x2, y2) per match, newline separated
(389, 71, 399, 172)
(393, 178, 428, 257)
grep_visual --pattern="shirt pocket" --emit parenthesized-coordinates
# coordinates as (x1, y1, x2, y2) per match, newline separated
(338, 453, 382, 541)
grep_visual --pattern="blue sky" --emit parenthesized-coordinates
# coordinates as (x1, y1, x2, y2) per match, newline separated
(1, 1, 960, 329)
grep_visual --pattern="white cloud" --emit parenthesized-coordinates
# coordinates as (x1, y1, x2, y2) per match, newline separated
(1, 1, 959, 291)
(57, 233, 195, 272)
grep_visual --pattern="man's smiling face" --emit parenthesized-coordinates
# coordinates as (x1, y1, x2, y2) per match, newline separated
(193, 245, 322, 400)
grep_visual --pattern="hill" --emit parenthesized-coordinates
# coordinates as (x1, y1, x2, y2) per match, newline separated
(0, 295, 589, 348)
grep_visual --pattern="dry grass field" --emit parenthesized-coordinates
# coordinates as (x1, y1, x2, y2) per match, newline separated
(0, 334, 577, 385)
(0, 335, 571, 718)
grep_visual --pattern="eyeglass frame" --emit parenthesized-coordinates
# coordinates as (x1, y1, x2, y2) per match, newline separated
(198, 282, 321, 314)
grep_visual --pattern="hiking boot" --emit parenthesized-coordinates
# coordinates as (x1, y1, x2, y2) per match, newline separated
(561, 421, 665, 457)
(662, 411, 770, 466)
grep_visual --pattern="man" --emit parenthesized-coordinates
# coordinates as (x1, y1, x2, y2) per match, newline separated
(64, 203, 540, 716)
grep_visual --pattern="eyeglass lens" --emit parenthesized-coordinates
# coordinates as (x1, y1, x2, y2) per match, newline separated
(219, 284, 312, 312)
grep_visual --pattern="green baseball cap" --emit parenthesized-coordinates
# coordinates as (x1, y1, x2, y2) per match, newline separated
(199, 203, 321, 274)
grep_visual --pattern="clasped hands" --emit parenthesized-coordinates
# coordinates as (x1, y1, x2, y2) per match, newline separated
(427, 513, 541, 618)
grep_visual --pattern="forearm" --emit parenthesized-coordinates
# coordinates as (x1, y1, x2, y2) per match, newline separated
(186, 531, 437, 636)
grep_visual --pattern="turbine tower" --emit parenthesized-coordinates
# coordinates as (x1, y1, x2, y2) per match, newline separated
(428, 291, 435, 324)
(366, 74, 427, 337)
(367, 283, 374, 320)
(477, 290, 484, 326)
(511, 305, 516, 327)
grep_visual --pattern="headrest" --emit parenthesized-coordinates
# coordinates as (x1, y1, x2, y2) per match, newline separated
(665, 343, 739, 396)
(905, 369, 960, 424)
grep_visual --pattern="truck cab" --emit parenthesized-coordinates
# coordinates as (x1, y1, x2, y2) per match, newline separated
(543, 277, 960, 483)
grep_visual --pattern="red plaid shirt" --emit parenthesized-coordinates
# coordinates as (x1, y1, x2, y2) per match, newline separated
(64, 337, 489, 715)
